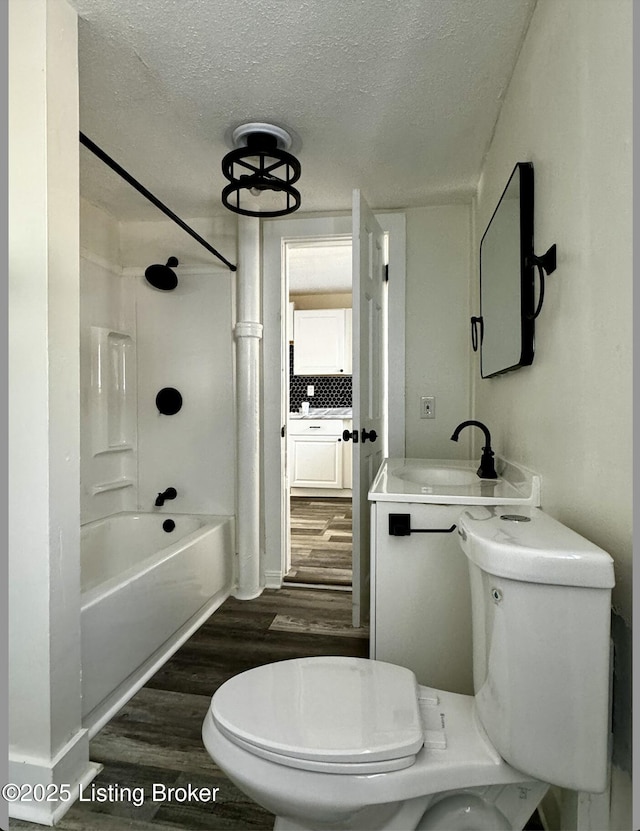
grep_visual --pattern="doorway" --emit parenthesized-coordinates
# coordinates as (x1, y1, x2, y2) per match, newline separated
(261, 211, 406, 607)
(282, 238, 354, 590)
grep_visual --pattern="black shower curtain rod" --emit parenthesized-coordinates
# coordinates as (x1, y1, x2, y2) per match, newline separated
(79, 132, 237, 272)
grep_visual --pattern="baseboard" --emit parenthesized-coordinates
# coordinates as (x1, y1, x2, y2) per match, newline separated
(290, 487, 352, 498)
(8, 729, 101, 826)
(282, 580, 352, 592)
(264, 569, 283, 589)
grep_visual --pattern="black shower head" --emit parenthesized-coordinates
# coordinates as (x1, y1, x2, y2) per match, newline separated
(145, 256, 179, 290)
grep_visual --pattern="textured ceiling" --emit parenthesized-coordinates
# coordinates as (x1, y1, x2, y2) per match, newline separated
(287, 241, 352, 294)
(70, 0, 536, 221)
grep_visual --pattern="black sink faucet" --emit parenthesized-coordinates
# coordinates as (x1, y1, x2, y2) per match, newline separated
(450, 420, 498, 479)
(155, 487, 177, 507)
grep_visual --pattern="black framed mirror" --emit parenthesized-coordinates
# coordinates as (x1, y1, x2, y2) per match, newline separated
(477, 161, 535, 378)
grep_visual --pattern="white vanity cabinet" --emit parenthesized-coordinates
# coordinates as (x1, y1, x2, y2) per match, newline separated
(289, 418, 352, 494)
(370, 500, 473, 695)
(368, 456, 541, 696)
(293, 309, 352, 375)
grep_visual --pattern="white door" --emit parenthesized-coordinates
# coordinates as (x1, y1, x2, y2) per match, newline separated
(282, 288, 292, 575)
(262, 213, 403, 592)
(351, 190, 386, 628)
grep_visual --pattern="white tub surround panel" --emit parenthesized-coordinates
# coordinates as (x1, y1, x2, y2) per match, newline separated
(234, 216, 263, 599)
(80, 200, 138, 524)
(8, 0, 99, 824)
(81, 319, 138, 520)
(89, 327, 135, 458)
(134, 264, 235, 517)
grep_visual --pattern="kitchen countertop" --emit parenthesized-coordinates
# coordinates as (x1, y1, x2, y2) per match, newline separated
(289, 407, 353, 419)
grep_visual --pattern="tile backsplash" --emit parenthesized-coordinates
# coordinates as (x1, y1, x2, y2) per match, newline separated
(289, 344, 352, 411)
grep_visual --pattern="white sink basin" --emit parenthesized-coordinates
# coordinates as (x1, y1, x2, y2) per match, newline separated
(395, 465, 480, 487)
(369, 457, 541, 506)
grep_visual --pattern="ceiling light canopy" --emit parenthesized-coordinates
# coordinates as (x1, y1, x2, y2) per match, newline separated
(221, 123, 301, 217)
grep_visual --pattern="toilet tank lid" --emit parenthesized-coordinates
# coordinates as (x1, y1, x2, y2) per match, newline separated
(458, 507, 615, 589)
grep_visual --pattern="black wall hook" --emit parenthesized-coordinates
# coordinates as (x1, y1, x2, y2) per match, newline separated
(527, 244, 557, 319)
(470, 316, 484, 352)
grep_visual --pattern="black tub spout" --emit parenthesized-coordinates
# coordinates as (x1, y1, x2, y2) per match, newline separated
(155, 487, 177, 507)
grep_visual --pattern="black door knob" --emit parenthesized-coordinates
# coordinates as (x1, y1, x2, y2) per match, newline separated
(342, 429, 359, 443)
(361, 428, 378, 443)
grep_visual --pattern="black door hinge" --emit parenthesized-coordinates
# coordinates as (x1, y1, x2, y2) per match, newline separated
(384, 264, 389, 282)
(281, 425, 286, 438)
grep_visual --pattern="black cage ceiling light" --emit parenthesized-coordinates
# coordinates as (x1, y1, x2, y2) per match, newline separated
(221, 123, 301, 217)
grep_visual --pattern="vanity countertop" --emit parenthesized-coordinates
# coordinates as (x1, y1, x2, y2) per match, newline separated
(289, 407, 353, 420)
(369, 457, 541, 506)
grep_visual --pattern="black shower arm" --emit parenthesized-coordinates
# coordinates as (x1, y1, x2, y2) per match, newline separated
(79, 132, 237, 272)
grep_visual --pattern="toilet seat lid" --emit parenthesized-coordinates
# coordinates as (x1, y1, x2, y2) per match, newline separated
(211, 656, 424, 765)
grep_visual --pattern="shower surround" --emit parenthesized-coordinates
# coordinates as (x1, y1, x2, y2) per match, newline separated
(79, 200, 238, 729)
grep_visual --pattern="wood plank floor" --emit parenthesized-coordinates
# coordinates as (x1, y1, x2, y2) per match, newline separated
(285, 497, 352, 587)
(11, 585, 543, 831)
(10, 588, 367, 831)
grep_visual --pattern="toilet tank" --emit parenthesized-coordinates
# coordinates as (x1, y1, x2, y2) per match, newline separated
(457, 506, 615, 793)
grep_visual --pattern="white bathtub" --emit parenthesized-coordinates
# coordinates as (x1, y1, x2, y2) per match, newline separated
(81, 511, 234, 735)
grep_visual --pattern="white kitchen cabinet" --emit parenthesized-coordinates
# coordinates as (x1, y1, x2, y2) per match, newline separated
(293, 309, 351, 375)
(288, 418, 352, 494)
(290, 436, 343, 490)
(370, 500, 473, 695)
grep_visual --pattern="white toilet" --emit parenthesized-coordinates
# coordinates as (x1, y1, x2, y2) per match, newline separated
(202, 506, 615, 831)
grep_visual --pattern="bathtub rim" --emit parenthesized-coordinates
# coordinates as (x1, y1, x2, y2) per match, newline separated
(81, 512, 235, 609)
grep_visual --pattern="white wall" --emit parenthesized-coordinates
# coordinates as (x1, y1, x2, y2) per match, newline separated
(404, 205, 473, 458)
(8, 0, 97, 823)
(471, 1, 632, 827)
(80, 199, 138, 523)
(474, 0, 632, 620)
(119, 215, 237, 269)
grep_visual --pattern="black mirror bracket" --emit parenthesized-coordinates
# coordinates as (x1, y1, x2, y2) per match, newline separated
(526, 244, 557, 320)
